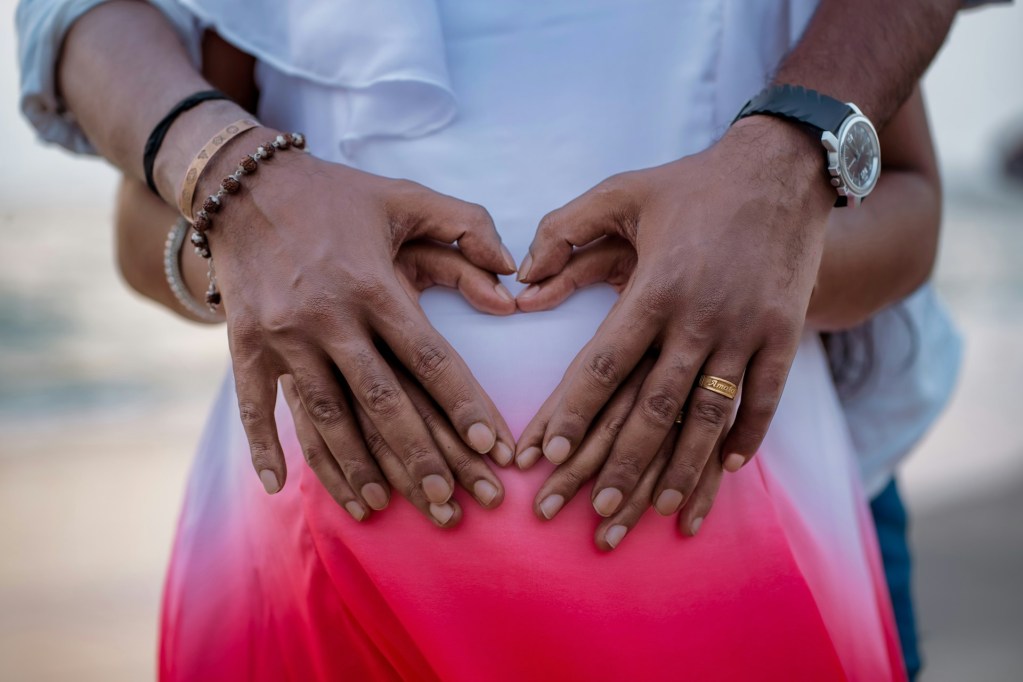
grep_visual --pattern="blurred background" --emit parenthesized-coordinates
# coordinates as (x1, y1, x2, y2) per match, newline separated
(1, 2, 1021, 680)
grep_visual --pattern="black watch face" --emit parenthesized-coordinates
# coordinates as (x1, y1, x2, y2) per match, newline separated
(839, 118, 881, 195)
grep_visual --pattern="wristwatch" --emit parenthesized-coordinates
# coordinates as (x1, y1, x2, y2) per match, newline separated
(733, 84, 881, 207)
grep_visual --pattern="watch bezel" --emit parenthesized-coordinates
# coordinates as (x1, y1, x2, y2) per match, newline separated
(822, 107, 881, 206)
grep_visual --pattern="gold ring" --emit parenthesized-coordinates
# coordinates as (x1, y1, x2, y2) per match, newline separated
(674, 411, 684, 424)
(697, 375, 738, 400)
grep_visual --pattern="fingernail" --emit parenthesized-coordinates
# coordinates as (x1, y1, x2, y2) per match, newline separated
(474, 479, 499, 506)
(544, 436, 571, 464)
(361, 482, 389, 510)
(494, 282, 514, 303)
(517, 252, 534, 282)
(539, 494, 565, 520)
(516, 446, 542, 469)
(605, 524, 627, 549)
(724, 453, 745, 473)
(516, 284, 540, 301)
(690, 517, 704, 536)
(500, 244, 517, 271)
(655, 489, 684, 516)
(429, 502, 455, 525)
(345, 501, 367, 521)
(258, 469, 280, 494)
(422, 474, 452, 504)
(491, 442, 513, 467)
(593, 488, 623, 517)
(468, 422, 497, 454)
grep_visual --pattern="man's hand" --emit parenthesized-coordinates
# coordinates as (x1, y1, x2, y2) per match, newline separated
(205, 135, 518, 515)
(515, 117, 833, 520)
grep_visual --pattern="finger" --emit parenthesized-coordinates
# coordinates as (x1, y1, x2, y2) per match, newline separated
(228, 328, 287, 495)
(398, 371, 505, 509)
(399, 241, 516, 315)
(591, 346, 701, 517)
(594, 427, 675, 552)
(327, 338, 455, 505)
(539, 289, 661, 466)
(280, 375, 371, 521)
(719, 347, 796, 471)
(515, 294, 634, 469)
(370, 293, 513, 459)
(521, 173, 642, 283)
(677, 444, 725, 538)
(288, 357, 391, 511)
(353, 400, 464, 528)
(401, 185, 516, 275)
(653, 355, 745, 515)
(532, 355, 652, 520)
(516, 237, 636, 312)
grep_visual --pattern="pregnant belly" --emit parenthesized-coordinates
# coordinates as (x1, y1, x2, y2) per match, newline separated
(266, 286, 848, 679)
(417, 282, 618, 436)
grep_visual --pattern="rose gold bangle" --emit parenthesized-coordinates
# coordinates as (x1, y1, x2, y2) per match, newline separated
(177, 118, 259, 220)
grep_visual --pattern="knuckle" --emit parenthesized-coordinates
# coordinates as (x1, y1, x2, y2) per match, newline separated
(585, 349, 621, 388)
(449, 452, 476, 477)
(557, 465, 590, 491)
(402, 445, 436, 471)
(247, 440, 275, 468)
(601, 414, 627, 441)
(238, 401, 266, 429)
(362, 378, 402, 417)
(301, 442, 325, 467)
(536, 211, 564, 239)
(305, 393, 348, 427)
(461, 202, 493, 229)
(610, 452, 646, 480)
(409, 340, 451, 382)
(640, 390, 681, 425)
(363, 431, 389, 458)
(229, 318, 264, 355)
(691, 399, 729, 428)
(670, 458, 703, 493)
(635, 280, 677, 322)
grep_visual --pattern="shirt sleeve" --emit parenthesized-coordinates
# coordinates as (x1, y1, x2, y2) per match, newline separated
(15, 0, 202, 155)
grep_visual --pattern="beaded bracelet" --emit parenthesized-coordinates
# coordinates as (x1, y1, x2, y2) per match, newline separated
(164, 217, 224, 323)
(187, 131, 307, 310)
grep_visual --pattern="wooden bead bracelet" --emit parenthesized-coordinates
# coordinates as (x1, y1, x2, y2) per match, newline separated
(185, 130, 307, 310)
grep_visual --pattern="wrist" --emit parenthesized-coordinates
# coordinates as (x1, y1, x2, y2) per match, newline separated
(152, 99, 256, 204)
(720, 115, 835, 220)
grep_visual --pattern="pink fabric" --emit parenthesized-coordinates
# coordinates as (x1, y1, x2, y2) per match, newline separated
(159, 380, 904, 681)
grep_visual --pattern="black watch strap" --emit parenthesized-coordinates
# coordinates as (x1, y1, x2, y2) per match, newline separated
(733, 84, 853, 135)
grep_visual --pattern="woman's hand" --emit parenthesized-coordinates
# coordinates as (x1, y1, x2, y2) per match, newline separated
(203, 134, 518, 510)
(515, 119, 832, 521)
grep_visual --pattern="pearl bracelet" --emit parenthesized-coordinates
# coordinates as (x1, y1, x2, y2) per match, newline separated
(186, 131, 307, 310)
(163, 217, 224, 323)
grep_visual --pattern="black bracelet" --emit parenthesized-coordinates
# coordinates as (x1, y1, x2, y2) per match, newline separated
(143, 90, 230, 196)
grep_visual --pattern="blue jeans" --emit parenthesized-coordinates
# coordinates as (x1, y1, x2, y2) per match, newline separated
(870, 478, 920, 681)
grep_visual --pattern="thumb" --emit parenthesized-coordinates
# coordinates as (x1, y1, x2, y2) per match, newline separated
(520, 173, 641, 284)
(400, 184, 516, 276)
(516, 237, 636, 312)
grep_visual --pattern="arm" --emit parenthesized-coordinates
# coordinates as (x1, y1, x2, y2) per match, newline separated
(55, 1, 518, 523)
(514, 0, 962, 529)
(808, 87, 941, 330)
(516, 87, 943, 547)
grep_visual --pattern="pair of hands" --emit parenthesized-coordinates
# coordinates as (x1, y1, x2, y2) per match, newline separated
(206, 118, 833, 549)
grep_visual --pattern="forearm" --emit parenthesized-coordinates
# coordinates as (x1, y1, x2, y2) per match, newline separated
(115, 176, 216, 322)
(808, 172, 940, 331)
(774, 0, 959, 127)
(57, 0, 253, 202)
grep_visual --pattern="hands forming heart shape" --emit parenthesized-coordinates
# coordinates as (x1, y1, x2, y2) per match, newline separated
(208, 118, 831, 550)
